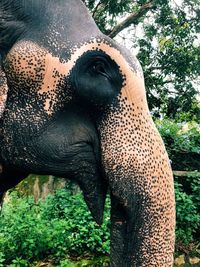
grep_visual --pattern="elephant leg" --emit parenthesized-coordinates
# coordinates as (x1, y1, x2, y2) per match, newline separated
(0, 164, 28, 206)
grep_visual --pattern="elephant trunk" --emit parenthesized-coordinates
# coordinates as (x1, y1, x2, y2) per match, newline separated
(100, 114, 175, 266)
(98, 73, 175, 266)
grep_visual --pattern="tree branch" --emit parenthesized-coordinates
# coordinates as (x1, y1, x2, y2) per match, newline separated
(173, 171, 200, 177)
(108, 1, 156, 38)
(92, 1, 109, 21)
(162, 79, 174, 85)
(92, 1, 102, 18)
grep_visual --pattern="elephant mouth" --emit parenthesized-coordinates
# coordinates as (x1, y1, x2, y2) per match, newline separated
(32, 140, 107, 225)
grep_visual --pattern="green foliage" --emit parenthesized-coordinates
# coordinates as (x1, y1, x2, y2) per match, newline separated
(0, 253, 5, 267)
(7, 258, 28, 267)
(84, 0, 135, 34)
(175, 179, 200, 244)
(0, 189, 110, 266)
(156, 119, 200, 170)
(136, 1, 200, 119)
(41, 190, 110, 256)
(156, 119, 200, 155)
(0, 193, 50, 263)
(58, 259, 75, 267)
(57, 256, 109, 267)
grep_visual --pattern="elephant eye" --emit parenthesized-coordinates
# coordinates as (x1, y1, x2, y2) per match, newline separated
(90, 61, 108, 77)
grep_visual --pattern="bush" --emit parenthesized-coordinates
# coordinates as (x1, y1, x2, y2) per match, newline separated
(175, 177, 200, 244)
(0, 189, 110, 266)
(156, 119, 200, 155)
(41, 190, 110, 257)
(156, 119, 200, 170)
(1, 177, 200, 265)
(0, 193, 49, 263)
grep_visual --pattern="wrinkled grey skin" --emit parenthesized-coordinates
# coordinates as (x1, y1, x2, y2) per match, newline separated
(0, 1, 175, 266)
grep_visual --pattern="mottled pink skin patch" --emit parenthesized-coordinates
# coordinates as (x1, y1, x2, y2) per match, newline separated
(0, 68, 8, 118)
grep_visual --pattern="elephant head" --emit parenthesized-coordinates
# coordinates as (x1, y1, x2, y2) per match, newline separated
(0, 0, 175, 266)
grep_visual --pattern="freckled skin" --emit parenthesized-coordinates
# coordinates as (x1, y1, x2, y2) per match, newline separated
(0, 68, 8, 118)
(0, 0, 175, 266)
(99, 97, 175, 266)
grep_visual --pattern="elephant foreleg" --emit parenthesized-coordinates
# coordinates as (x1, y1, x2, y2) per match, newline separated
(0, 164, 28, 206)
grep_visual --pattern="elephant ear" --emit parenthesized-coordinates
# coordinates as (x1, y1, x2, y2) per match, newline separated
(0, 1, 27, 56)
(0, 1, 26, 118)
(0, 66, 8, 118)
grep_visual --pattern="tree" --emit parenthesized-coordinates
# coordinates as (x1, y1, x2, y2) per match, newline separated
(83, 0, 200, 121)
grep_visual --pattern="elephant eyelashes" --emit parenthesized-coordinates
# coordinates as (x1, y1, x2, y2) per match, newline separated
(90, 60, 110, 79)
(71, 50, 123, 107)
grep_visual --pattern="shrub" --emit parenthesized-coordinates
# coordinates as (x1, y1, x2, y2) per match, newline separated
(1, 178, 200, 265)
(156, 119, 200, 170)
(0, 189, 110, 266)
(0, 252, 5, 267)
(0, 193, 50, 263)
(156, 119, 200, 155)
(175, 178, 200, 244)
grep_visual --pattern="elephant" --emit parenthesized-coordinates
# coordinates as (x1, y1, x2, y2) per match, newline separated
(0, 0, 175, 266)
